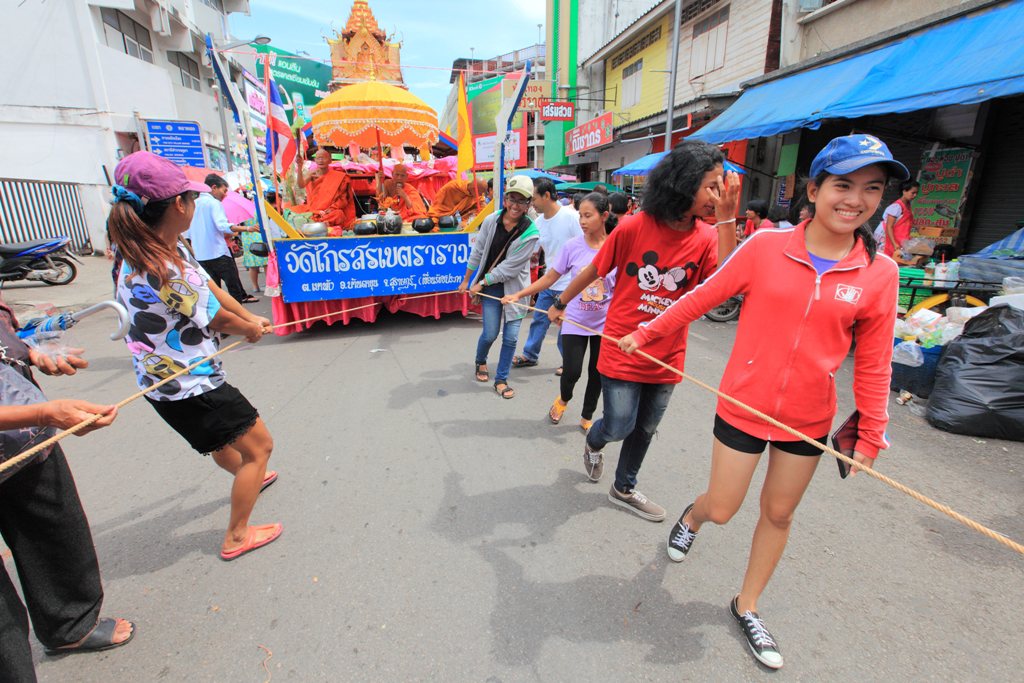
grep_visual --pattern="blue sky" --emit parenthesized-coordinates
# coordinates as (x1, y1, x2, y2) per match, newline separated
(230, 0, 547, 116)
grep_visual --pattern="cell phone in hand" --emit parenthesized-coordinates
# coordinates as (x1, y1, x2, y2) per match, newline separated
(830, 411, 860, 479)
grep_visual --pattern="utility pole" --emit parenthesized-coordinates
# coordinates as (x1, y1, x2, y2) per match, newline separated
(664, 0, 683, 152)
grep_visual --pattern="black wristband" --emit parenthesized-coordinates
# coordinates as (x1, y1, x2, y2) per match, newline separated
(553, 298, 567, 311)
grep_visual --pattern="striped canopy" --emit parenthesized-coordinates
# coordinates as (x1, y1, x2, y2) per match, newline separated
(311, 82, 439, 157)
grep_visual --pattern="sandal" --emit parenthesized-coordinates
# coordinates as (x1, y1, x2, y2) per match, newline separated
(44, 617, 135, 655)
(555, 366, 563, 376)
(240, 295, 260, 304)
(220, 523, 284, 561)
(494, 382, 515, 399)
(580, 418, 594, 433)
(511, 355, 538, 368)
(474, 363, 489, 382)
(548, 397, 567, 424)
(260, 470, 278, 493)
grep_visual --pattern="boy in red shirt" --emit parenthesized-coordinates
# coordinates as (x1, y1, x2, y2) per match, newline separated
(549, 141, 740, 520)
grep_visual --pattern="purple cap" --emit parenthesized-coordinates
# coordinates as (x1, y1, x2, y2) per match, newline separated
(113, 151, 210, 203)
(810, 134, 910, 181)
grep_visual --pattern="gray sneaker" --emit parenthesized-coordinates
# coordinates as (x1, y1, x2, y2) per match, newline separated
(607, 486, 666, 522)
(583, 442, 604, 482)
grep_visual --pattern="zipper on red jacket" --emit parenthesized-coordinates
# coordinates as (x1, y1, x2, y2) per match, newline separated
(770, 256, 868, 438)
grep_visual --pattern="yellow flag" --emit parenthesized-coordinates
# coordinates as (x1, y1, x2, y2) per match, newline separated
(457, 73, 474, 176)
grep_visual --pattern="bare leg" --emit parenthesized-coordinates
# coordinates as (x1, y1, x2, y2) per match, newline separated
(736, 447, 820, 613)
(211, 444, 242, 475)
(220, 418, 276, 552)
(685, 437, 761, 531)
(247, 267, 260, 292)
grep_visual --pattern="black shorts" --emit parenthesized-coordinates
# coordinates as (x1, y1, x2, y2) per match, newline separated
(713, 414, 826, 457)
(147, 382, 259, 454)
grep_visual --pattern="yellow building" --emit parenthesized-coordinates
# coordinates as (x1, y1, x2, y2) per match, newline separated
(602, 15, 671, 127)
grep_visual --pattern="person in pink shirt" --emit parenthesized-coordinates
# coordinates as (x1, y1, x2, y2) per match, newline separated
(741, 199, 774, 238)
(619, 133, 907, 670)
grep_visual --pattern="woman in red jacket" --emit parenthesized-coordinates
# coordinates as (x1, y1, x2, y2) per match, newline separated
(619, 134, 907, 670)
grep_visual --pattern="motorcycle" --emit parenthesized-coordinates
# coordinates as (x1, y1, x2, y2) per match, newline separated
(0, 237, 80, 286)
(704, 295, 743, 323)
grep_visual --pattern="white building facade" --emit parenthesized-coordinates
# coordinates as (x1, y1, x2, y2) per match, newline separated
(1, 0, 254, 252)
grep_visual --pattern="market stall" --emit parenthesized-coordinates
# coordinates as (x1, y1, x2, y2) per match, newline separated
(268, 82, 486, 335)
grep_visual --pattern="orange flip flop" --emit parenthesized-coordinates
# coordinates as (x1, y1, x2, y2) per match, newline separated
(220, 523, 283, 561)
(260, 470, 278, 493)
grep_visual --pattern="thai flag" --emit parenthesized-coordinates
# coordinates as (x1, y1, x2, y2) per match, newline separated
(265, 78, 296, 175)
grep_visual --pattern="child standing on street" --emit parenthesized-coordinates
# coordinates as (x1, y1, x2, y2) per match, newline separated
(504, 192, 618, 432)
(550, 141, 740, 515)
(107, 151, 282, 562)
(619, 134, 906, 669)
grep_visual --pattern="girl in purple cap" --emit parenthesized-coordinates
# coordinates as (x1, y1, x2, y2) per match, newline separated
(619, 134, 907, 669)
(107, 151, 282, 562)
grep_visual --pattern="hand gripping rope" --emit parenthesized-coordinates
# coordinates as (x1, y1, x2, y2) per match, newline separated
(2, 290, 1022, 556)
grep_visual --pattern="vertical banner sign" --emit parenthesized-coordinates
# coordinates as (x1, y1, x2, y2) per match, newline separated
(242, 70, 268, 152)
(565, 112, 614, 155)
(910, 147, 975, 244)
(468, 75, 528, 171)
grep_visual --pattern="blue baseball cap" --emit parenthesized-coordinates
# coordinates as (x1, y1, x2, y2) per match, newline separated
(810, 134, 910, 181)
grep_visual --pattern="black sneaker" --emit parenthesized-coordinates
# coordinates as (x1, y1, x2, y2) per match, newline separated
(666, 503, 697, 562)
(730, 596, 784, 669)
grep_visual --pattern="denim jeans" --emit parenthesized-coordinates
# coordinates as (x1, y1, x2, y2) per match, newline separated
(520, 288, 564, 362)
(475, 284, 523, 383)
(586, 376, 676, 492)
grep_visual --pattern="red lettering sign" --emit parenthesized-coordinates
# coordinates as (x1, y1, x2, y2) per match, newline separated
(539, 99, 575, 121)
(564, 112, 614, 155)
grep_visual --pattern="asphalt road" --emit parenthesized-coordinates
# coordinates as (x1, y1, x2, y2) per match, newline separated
(3, 256, 1022, 682)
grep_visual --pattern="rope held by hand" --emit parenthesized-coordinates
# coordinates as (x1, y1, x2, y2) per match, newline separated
(0, 292, 451, 476)
(478, 291, 1024, 556)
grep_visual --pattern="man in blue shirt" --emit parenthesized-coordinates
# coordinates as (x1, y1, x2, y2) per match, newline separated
(184, 175, 257, 303)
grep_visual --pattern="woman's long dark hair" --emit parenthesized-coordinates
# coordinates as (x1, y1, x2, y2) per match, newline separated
(580, 192, 618, 232)
(811, 171, 879, 262)
(643, 140, 724, 224)
(107, 193, 190, 288)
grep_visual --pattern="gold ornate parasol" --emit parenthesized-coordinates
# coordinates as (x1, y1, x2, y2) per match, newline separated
(311, 81, 439, 157)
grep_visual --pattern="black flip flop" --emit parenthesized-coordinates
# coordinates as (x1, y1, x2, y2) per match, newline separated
(240, 296, 260, 304)
(45, 618, 135, 656)
(511, 356, 538, 368)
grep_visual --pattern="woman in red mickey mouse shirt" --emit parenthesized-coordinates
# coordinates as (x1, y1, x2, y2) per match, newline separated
(549, 141, 740, 521)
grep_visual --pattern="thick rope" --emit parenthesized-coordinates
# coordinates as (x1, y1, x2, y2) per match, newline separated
(4, 288, 1021, 556)
(477, 291, 1024, 556)
(0, 292, 447, 476)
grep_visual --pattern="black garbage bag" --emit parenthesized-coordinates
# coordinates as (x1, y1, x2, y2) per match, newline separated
(926, 305, 1024, 441)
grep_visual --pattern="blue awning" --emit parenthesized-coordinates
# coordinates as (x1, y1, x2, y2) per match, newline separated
(612, 152, 745, 176)
(692, 0, 1024, 144)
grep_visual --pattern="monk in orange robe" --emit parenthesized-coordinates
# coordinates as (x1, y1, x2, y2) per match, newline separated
(427, 178, 489, 220)
(292, 149, 356, 236)
(377, 164, 427, 221)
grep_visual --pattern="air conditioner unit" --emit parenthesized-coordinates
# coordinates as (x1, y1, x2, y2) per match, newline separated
(799, 0, 825, 11)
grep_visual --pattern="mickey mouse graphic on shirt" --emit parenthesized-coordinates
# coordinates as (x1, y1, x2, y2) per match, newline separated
(625, 251, 699, 293)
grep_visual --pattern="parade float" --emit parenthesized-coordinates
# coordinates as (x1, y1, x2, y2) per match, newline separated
(208, 1, 527, 335)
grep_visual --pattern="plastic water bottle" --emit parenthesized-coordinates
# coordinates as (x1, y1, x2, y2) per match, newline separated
(933, 260, 950, 288)
(946, 258, 960, 285)
(923, 261, 935, 287)
(455, 211, 462, 226)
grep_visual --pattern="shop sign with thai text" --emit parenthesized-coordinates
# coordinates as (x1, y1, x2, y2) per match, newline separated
(565, 112, 614, 155)
(539, 100, 575, 121)
(276, 233, 472, 302)
(500, 77, 553, 112)
(910, 147, 975, 243)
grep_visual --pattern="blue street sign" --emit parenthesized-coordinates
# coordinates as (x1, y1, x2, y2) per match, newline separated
(145, 120, 206, 166)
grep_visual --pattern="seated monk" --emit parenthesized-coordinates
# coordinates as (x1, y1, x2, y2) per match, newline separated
(291, 149, 356, 236)
(377, 164, 427, 222)
(427, 178, 489, 221)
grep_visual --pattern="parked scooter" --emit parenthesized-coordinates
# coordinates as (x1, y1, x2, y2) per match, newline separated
(0, 237, 80, 286)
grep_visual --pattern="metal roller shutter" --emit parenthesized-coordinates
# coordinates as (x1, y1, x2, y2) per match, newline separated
(965, 96, 1024, 253)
